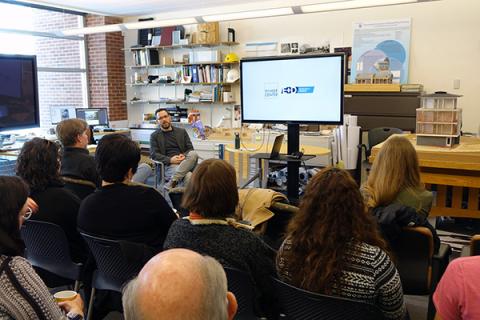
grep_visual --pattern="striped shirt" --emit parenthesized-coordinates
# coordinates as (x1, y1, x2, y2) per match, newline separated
(0, 255, 65, 320)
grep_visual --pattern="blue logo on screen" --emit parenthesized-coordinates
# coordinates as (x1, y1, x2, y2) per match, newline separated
(281, 86, 315, 94)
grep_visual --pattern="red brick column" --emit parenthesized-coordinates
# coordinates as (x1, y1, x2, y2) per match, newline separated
(86, 15, 127, 121)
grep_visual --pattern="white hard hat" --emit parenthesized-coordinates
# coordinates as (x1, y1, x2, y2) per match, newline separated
(226, 69, 240, 83)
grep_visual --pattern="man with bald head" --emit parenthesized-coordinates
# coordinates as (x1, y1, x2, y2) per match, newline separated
(122, 248, 237, 320)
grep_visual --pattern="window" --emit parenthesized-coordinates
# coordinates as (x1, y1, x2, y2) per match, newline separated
(0, 2, 87, 128)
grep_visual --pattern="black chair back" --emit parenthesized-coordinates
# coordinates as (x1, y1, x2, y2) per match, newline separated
(21, 220, 83, 283)
(273, 278, 384, 320)
(391, 227, 433, 295)
(62, 176, 96, 200)
(367, 127, 403, 157)
(224, 267, 257, 320)
(81, 233, 151, 292)
(168, 188, 189, 217)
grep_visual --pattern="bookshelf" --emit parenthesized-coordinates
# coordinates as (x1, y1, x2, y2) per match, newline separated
(124, 42, 240, 128)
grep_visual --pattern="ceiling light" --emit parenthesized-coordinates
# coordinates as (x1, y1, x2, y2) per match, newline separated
(61, 24, 123, 36)
(203, 7, 293, 22)
(123, 18, 198, 30)
(301, 0, 417, 13)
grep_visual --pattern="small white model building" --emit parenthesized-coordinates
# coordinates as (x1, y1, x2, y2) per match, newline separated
(416, 91, 462, 147)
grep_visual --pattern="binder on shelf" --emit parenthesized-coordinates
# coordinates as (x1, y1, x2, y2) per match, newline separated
(191, 66, 199, 83)
(160, 26, 175, 46)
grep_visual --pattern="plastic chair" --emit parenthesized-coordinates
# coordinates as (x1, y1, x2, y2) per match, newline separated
(81, 233, 154, 320)
(62, 176, 96, 200)
(20, 220, 84, 291)
(272, 278, 384, 320)
(223, 267, 257, 320)
(391, 226, 451, 320)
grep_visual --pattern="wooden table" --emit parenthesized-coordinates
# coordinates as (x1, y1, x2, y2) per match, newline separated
(370, 134, 480, 218)
(224, 142, 330, 188)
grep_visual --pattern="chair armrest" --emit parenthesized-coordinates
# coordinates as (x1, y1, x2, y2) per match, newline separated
(431, 243, 451, 291)
(461, 245, 471, 257)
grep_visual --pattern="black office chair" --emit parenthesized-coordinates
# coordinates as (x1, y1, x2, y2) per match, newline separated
(62, 176, 96, 200)
(357, 127, 403, 180)
(224, 267, 257, 320)
(81, 233, 154, 320)
(391, 227, 451, 320)
(263, 201, 298, 250)
(21, 220, 84, 291)
(273, 278, 384, 320)
(168, 187, 189, 217)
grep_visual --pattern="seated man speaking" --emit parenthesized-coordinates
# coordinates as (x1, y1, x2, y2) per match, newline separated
(150, 108, 198, 188)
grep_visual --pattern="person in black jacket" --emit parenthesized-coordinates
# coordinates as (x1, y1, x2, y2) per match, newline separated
(150, 108, 198, 188)
(56, 118, 100, 188)
(16, 138, 87, 264)
(78, 133, 177, 251)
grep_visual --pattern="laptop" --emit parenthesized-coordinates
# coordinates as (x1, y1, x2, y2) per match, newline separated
(269, 134, 284, 159)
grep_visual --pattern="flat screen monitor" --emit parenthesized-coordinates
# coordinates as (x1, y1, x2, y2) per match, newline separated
(50, 106, 77, 125)
(0, 54, 40, 131)
(240, 54, 344, 124)
(75, 108, 109, 126)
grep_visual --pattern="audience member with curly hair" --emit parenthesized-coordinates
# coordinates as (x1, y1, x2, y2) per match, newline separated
(16, 137, 87, 263)
(276, 167, 407, 320)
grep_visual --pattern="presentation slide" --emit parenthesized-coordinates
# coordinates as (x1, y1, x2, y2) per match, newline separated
(241, 56, 343, 123)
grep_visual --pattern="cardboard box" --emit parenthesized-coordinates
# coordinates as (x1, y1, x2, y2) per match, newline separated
(197, 22, 219, 44)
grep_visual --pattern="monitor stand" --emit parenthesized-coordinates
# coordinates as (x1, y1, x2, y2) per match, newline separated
(287, 123, 300, 205)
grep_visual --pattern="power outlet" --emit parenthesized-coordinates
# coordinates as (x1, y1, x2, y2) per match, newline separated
(453, 79, 461, 90)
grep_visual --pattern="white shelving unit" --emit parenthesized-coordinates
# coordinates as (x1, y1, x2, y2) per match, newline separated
(124, 42, 240, 129)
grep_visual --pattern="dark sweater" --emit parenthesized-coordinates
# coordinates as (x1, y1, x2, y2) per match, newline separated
(164, 218, 278, 318)
(78, 183, 176, 251)
(30, 185, 87, 263)
(61, 147, 100, 186)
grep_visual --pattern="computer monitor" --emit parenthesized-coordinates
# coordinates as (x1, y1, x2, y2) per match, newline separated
(0, 54, 40, 131)
(240, 53, 344, 124)
(50, 106, 77, 125)
(75, 108, 109, 126)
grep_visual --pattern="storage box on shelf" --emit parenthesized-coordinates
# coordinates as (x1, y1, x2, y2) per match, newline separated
(124, 42, 240, 129)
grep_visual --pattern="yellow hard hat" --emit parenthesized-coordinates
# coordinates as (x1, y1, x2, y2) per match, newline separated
(224, 53, 239, 63)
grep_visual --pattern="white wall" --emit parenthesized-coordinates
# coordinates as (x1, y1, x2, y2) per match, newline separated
(124, 0, 480, 132)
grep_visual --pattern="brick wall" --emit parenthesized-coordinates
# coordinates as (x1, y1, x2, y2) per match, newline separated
(86, 15, 127, 122)
(32, 11, 85, 127)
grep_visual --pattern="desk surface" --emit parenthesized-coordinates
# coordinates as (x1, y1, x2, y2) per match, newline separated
(225, 142, 330, 156)
(370, 134, 480, 171)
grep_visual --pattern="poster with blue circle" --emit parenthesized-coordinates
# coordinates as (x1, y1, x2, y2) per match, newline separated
(351, 19, 411, 84)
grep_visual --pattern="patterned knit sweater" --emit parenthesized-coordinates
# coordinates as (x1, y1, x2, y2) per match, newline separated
(277, 239, 407, 320)
(0, 255, 65, 320)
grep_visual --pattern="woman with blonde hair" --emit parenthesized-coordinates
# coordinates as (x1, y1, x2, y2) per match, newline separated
(277, 167, 406, 319)
(362, 135, 433, 217)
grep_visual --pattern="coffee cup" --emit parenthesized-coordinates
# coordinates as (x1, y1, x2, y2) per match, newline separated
(53, 290, 77, 302)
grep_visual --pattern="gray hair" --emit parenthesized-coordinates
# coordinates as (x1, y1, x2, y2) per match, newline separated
(199, 256, 229, 319)
(122, 255, 229, 320)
